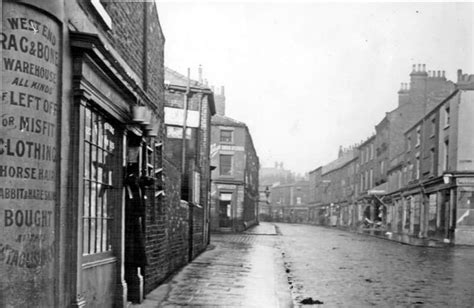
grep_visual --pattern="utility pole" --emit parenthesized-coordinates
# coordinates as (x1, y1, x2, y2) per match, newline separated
(182, 68, 190, 175)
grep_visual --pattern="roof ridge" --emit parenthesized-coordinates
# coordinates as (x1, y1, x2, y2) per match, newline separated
(165, 66, 208, 88)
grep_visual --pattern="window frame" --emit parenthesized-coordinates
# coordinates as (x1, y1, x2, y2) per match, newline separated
(220, 129, 233, 144)
(219, 154, 233, 176)
(81, 103, 121, 260)
(444, 106, 450, 128)
(415, 126, 421, 147)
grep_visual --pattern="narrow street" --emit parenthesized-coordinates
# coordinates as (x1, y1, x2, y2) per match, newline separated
(138, 223, 474, 307)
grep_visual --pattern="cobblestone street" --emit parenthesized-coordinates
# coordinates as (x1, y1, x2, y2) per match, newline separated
(277, 223, 474, 307)
(137, 223, 474, 307)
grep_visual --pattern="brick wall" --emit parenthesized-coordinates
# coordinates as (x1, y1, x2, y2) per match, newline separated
(144, 157, 189, 294)
(101, 1, 145, 81)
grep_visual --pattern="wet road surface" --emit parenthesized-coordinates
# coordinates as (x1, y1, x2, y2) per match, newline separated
(276, 223, 474, 307)
(136, 223, 474, 307)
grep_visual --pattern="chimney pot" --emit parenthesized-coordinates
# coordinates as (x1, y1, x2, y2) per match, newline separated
(412, 64, 416, 72)
(198, 64, 203, 83)
(442, 71, 445, 78)
(422, 64, 426, 72)
(437, 70, 441, 78)
(417, 64, 421, 72)
(457, 69, 463, 82)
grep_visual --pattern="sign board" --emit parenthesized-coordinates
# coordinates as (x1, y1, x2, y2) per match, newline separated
(1, 3, 61, 306)
(164, 107, 200, 128)
(166, 126, 192, 139)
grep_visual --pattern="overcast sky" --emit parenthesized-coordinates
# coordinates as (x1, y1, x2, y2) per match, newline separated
(157, 1, 474, 174)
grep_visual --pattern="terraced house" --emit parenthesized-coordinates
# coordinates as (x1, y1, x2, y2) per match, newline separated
(307, 65, 474, 246)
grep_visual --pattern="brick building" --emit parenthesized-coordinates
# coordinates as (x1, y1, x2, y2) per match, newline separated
(268, 181, 310, 222)
(258, 162, 294, 220)
(0, 1, 215, 307)
(386, 70, 474, 244)
(306, 66, 474, 246)
(163, 66, 216, 260)
(210, 113, 259, 232)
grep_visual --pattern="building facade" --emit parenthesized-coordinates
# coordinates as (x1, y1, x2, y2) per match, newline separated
(386, 70, 474, 244)
(210, 115, 259, 232)
(0, 1, 217, 307)
(258, 162, 294, 220)
(268, 181, 310, 223)
(306, 66, 474, 246)
(163, 67, 215, 261)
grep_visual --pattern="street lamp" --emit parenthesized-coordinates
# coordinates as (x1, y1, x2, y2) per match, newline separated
(443, 173, 453, 185)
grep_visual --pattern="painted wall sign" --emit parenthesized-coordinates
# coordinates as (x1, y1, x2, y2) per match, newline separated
(164, 107, 200, 128)
(1, 2, 61, 307)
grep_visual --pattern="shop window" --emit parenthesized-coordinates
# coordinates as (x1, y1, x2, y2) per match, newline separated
(220, 130, 233, 143)
(83, 106, 118, 255)
(219, 154, 233, 176)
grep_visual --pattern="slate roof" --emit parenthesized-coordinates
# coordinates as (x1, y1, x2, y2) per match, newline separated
(165, 67, 207, 89)
(211, 114, 246, 127)
(321, 149, 357, 175)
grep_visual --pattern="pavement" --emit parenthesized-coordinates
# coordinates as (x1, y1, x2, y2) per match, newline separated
(134, 222, 474, 307)
(134, 223, 293, 308)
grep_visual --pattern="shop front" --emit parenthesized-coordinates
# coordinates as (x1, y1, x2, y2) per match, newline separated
(68, 32, 161, 307)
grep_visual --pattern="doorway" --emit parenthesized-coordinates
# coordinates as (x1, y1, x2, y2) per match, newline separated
(219, 193, 233, 228)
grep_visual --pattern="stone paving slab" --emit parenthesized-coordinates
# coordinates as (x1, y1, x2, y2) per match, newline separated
(133, 223, 292, 308)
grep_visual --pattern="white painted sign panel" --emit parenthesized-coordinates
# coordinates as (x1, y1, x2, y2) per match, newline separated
(164, 107, 200, 128)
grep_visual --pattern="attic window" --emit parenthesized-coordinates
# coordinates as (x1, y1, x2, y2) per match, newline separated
(91, 0, 112, 30)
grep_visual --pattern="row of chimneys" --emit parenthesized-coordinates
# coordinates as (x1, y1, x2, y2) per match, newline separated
(411, 64, 446, 78)
(198, 64, 225, 96)
(337, 133, 376, 157)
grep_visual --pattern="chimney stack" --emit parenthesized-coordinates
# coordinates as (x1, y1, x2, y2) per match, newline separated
(198, 64, 203, 83)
